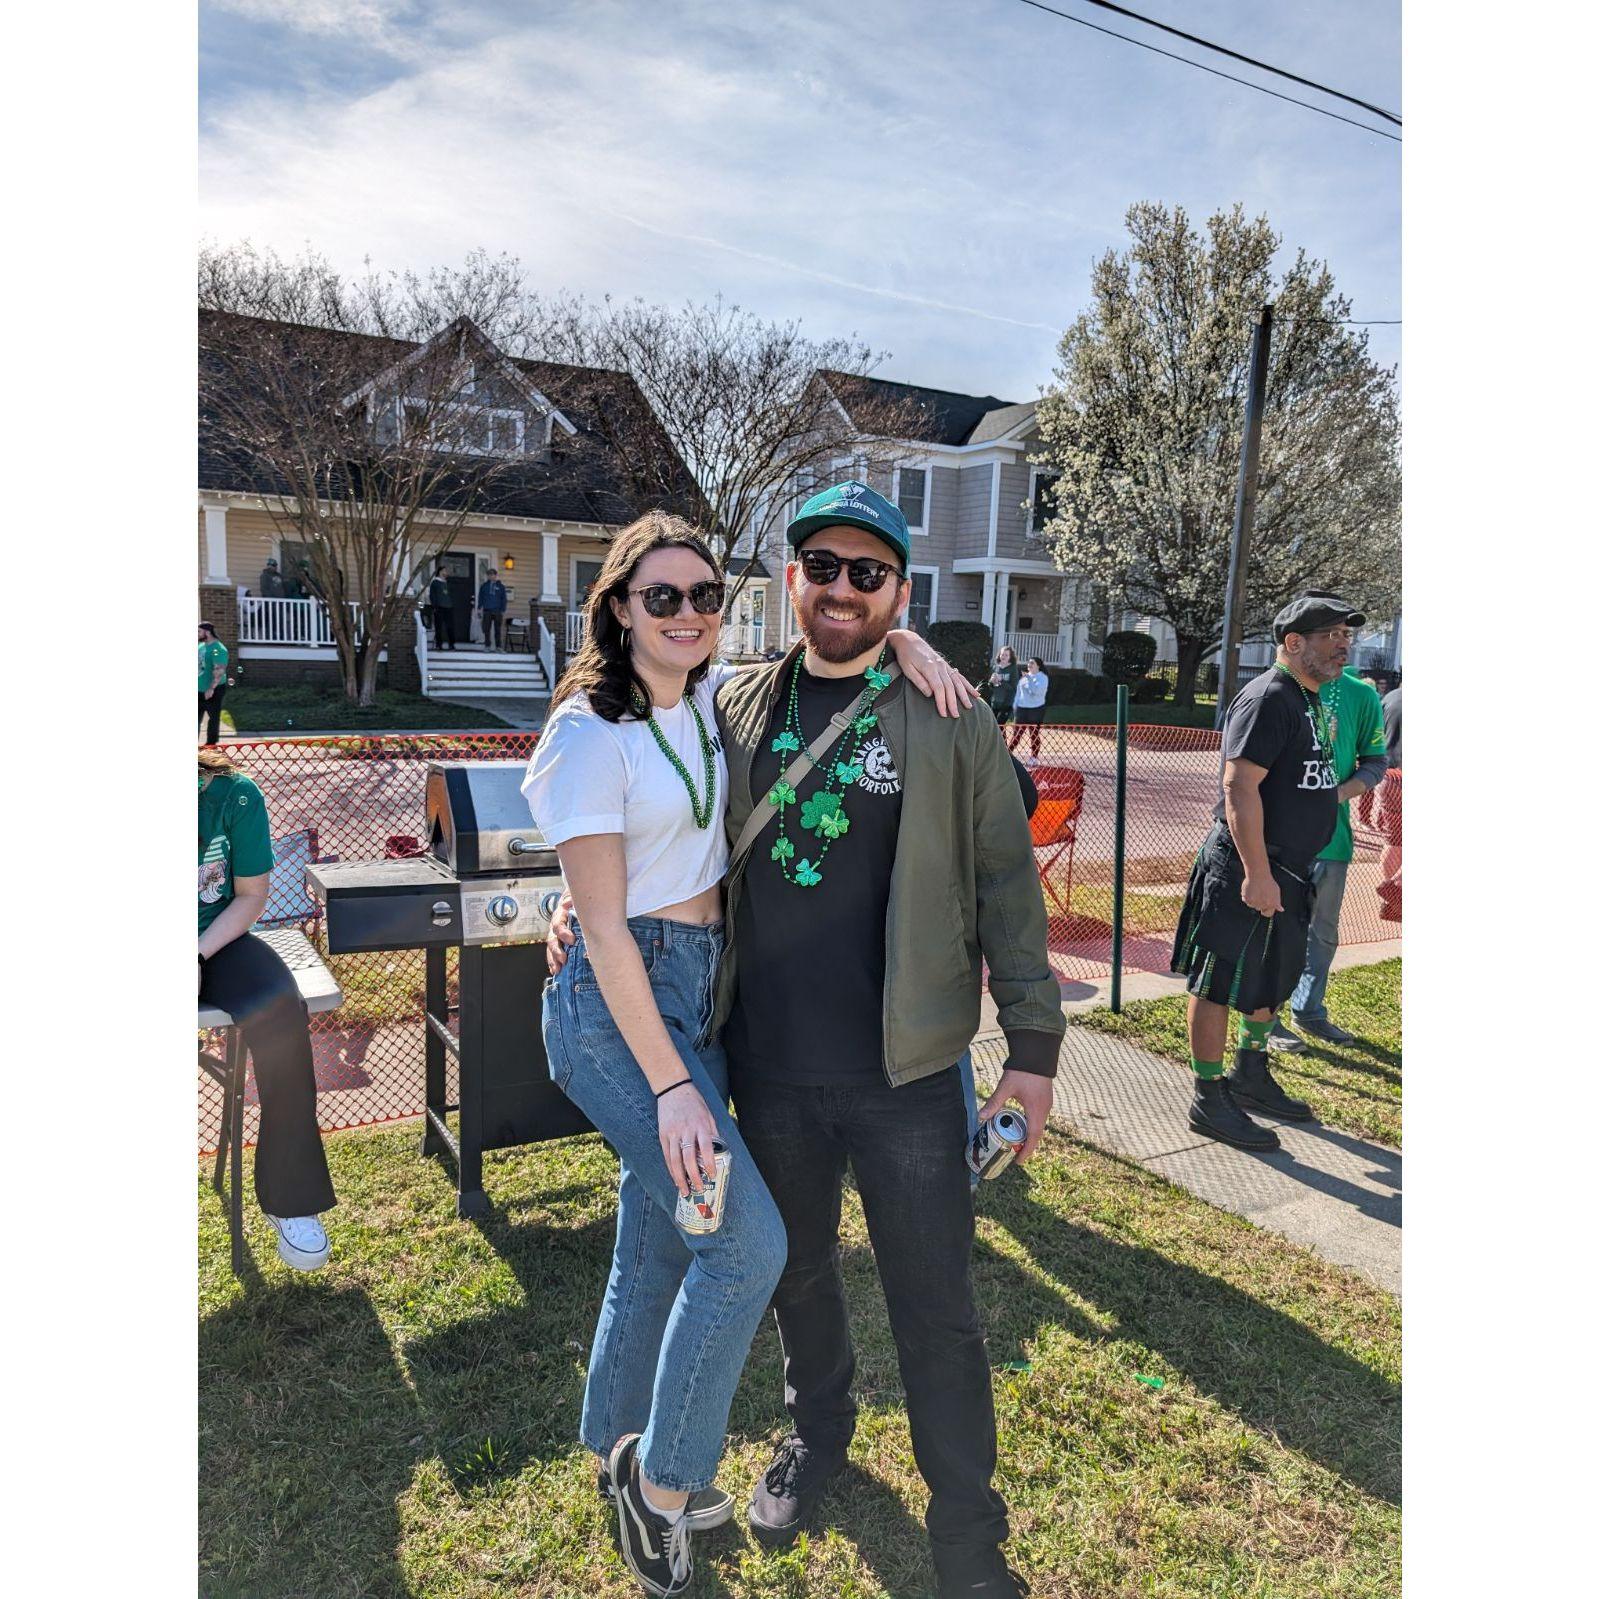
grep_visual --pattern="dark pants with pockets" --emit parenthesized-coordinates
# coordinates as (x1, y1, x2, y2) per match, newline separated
(199, 686, 226, 745)
(482, 610, 503, 648)
(731, 1065, 1009, 1571)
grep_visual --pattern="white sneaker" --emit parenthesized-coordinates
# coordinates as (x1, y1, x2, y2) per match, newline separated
(266, 1213, 331, 1271)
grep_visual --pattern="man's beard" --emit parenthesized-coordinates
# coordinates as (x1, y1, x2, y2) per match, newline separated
(792, 584, 897, 664)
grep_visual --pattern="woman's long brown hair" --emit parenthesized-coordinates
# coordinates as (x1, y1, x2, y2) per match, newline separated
(198, 748, 239, 780)
(549, 510, 722, 723)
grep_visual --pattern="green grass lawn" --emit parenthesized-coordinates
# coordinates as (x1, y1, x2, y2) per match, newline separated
(201, 1121, 1399, 1598)
(1080, 960, 1402, 1149)
(221, 685, 515, 734)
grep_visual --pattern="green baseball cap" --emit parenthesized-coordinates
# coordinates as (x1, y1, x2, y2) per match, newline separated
(786, 479, 911, 569)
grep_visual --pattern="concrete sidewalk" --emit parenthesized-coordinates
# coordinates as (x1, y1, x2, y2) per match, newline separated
(971, 956, 1401, 1295)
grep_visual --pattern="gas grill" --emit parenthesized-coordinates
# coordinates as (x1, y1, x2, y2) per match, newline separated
(307, 761, 594, 1216)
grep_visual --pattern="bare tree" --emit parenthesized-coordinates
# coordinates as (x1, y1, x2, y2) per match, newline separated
(199, 244, 564, 705)
(521, 296, 930, 607)
(1032, 203, 1401, 706)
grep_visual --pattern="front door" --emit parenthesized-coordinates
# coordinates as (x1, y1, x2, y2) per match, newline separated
(437, 551, 475, 641)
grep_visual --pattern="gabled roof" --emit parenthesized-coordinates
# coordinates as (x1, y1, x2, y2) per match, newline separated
(198, 310, 703, 529)
(817, 370, 1035, 448)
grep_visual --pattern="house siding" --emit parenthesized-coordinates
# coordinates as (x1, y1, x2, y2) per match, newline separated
(993, 461, 1036, 562)
(954, 464, 993, 561)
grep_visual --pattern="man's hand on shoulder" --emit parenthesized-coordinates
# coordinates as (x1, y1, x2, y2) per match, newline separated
(978, 1067, 1054, 1163)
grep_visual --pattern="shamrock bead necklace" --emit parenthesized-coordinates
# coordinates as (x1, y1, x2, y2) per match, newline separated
(1274, 664, 1336, 770)
(630, 684, 718, 830)
(766, 647, 894, 889)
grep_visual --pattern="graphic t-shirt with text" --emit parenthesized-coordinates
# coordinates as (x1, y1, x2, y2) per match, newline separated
(198, 638, 229, 693)
(199, 773, 274, 935)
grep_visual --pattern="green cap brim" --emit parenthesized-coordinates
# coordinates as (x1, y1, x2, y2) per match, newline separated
(786, 512, 911, 570)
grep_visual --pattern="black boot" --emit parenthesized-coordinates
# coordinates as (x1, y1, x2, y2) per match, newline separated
(1227, 1048, 1314, 1121)
(1189, 1076, 1280, 1151)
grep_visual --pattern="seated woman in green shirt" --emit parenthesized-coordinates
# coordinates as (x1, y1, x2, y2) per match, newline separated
(199, 749, 337, 1270)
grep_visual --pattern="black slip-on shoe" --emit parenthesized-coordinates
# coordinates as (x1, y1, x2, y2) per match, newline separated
(1293, 1014, 1359, 1046)
(1267, 1019, 1308, 1054)
(598, 1464, 733, 1532)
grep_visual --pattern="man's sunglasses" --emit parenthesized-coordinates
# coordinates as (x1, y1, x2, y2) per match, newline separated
(626, 580, 726, 618)
(796, 549, 906, 594)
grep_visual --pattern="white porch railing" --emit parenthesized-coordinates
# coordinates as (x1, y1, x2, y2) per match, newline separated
(536, 614, 556, 690)
(721, 620, 766, 657)
(238, 593, 366, 647)
(566, 611, 586, 653)
(415, 611, 430, 693)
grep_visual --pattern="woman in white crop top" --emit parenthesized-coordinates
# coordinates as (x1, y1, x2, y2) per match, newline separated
(523, 510, 966, 1588)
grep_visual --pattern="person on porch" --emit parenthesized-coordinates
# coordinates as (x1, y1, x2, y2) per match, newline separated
(478, 567, 508, 649)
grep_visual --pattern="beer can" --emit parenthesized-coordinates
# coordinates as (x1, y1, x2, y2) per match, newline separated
(675, 1141, 731, 1234)
(967, 1110, 1028, 1180)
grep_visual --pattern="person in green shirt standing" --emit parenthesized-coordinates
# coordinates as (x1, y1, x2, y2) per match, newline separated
(198, 621, 229, 745)
(1271, 663, 1389, 1051)
(199, 747, 337, 1269)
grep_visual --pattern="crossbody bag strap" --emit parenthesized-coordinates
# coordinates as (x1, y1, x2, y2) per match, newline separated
(728, 661, 901, 874)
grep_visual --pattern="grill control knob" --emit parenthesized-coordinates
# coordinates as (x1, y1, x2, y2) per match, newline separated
(430, 900, 454, 927)
(539, 890, 564, 921)
(487, 895, 519, 926)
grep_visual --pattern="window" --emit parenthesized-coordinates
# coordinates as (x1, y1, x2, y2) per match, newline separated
(1029, 468, 1059, 534)
(896, 466, 928, 533)
(907, 567, 938, 634)
(399, 398, 527, 455)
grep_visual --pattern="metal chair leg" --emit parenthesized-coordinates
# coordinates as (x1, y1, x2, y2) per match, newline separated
(228, 1030, 247, 1277)
(211, 1034, 231, 1195)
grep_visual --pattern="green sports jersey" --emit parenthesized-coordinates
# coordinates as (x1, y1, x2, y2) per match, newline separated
(199, 772, 274, 934)
(1318, 667, 1388, 863)
(199, 638, 229, 693)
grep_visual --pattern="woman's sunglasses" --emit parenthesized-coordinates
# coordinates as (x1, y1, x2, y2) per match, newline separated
(796, 549, 906, 594)
(626, 580, 726, 619)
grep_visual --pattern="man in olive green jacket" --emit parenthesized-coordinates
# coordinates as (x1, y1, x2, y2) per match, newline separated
(715, 480, 1062, 1599)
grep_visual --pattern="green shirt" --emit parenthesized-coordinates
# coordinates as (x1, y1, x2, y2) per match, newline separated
(198, 638, 229, 694)
(1318, 668, 1388, 863)
(199, 773, 275, 935)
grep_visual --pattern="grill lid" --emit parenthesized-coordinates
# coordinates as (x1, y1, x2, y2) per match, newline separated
(426, 761, 559, 876)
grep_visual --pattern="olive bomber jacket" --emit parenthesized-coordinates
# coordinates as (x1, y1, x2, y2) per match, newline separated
(711, 646, 1065, 1086)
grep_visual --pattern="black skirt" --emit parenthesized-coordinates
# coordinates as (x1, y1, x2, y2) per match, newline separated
(1171, 826, 1316, 1014)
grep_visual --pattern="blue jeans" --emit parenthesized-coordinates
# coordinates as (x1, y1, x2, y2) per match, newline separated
(1289, 856, 1350, 1023)
(543, 915, 788, 1492)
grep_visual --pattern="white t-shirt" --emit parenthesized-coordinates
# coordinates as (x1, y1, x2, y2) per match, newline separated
(1015, 669, 1049, 710)
(521, 665, 736, 918)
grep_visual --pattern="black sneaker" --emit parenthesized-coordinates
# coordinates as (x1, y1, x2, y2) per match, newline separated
(607, 1433, 692, 1597)
(1189, 1076, 1280, 1151)
(934, 1547, 1032, 1597)
(598, 1463, 734, 1531)
(747, 1433, 845, 1548)
(1227, 1049, 1314, 1122)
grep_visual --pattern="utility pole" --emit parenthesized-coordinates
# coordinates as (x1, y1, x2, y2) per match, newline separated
(1215, 302, 1274, 728)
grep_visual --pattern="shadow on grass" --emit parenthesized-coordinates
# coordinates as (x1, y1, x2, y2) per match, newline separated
(972, 1164, 1401, 1506)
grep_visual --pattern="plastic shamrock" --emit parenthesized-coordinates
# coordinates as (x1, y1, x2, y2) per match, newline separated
(768, 780, 797, 807)
(815, 810, 850, 840)
(834, 761, 863, 786)
(794, 859, 823, 887)
(800, 791, 842, 833)
(853, 712, 878, 734)
(770, 730, 802, 756)
(770, 835, 795, 862)
(864, 665, 892, 691)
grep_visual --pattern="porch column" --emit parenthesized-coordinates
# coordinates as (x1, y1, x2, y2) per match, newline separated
(979, 571, 996, 645)
(203, 503, 229, 583)
(539, 531, 561, 603)
(991, 567, 1010, 646)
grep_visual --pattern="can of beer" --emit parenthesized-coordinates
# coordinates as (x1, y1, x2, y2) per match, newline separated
(675, 1141, 731, 1234)
(967, 1110, 1028, 1180)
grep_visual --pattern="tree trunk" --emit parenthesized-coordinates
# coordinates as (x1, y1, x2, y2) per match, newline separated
(357, 637, 382, 708)
(1174, 634, 1208, 708)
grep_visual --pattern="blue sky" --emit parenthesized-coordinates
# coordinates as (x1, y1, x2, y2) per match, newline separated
(199, 0, 1400, 401)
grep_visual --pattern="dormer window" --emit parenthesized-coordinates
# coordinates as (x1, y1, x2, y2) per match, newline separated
(397, 397, 529, 456)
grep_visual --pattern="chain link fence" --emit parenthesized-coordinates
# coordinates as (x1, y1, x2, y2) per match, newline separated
(199, 726, 1400, 1153)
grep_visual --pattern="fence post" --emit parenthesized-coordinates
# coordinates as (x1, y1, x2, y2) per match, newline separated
(1111, 683, 1129, 1013)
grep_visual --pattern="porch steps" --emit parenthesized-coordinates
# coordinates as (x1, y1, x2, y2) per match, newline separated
(423, 649, 550, 700)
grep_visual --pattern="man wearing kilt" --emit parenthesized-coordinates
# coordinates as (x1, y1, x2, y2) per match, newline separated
(1172, 592, 1366, 1151)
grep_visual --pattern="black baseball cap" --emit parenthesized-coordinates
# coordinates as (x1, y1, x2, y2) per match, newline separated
(1273, 591, 1367, 643)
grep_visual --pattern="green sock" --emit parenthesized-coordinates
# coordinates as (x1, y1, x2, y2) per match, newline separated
(1190, 1056, 1226, 1080)
(1238, 1016, 1273, 1053)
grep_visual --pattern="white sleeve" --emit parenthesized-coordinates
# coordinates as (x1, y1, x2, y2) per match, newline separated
(521, 704, 628, 844)
(704, 661, 743, 695)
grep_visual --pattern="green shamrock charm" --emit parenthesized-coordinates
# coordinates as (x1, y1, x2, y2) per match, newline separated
(768, 780, 797, 807)
(770, 835, 795, 862)
(864, 665, 892, 691)
(815, 811, 850, 840)
(800, 792, 842, 833)
(834, 761, 863, 786)
(853, 712, 878, 734)
(795, 859, 823, 887)
(770, 730, 802, 756)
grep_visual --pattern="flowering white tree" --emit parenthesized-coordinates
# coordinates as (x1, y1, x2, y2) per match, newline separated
(1032, 202, 1401, 706)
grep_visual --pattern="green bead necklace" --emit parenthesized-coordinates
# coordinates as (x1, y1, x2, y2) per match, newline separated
(630, 685, 718, 831)
(1274, 663, 1335, 769)
(765, 648, 894, 889)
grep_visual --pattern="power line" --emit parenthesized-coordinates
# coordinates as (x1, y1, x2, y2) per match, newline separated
(1014, 0, 1401, 144)
(1069, 0, 1401, 126)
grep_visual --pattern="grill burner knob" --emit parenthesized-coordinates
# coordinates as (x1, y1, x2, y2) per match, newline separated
(431, 900, 454, 927)
(487, 895, 519, 926)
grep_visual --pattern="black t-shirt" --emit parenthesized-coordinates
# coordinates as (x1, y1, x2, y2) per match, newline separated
(1211, 667, 1338, 868)
(726, 661, 904, 1086)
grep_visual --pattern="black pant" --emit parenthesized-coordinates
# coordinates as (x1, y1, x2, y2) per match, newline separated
(732, 1066, 1008, 1568)
(433, 606, 457, 650)
(199, 686, 226, 745)
(1006, 708, 1041, 758)
(201, 933, 336, 1217)
(482, 611, 503, 648)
